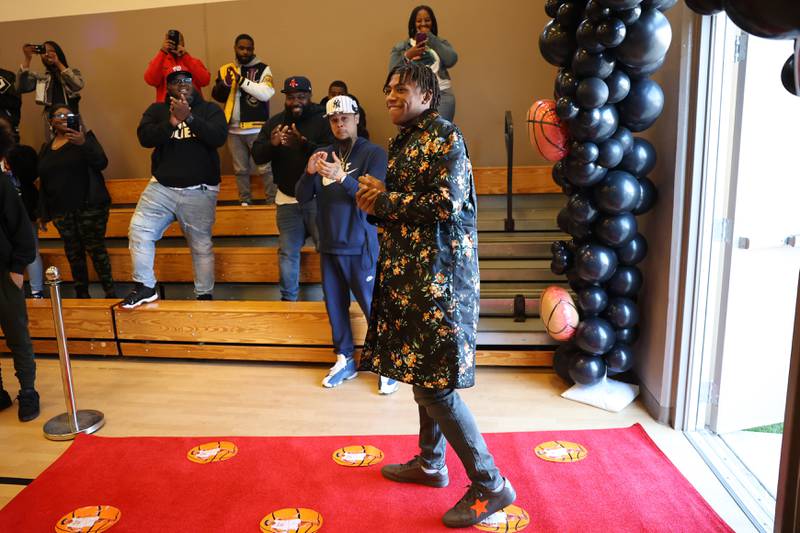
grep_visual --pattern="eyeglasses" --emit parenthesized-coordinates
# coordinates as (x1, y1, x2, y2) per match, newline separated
(50, 113, 76, 119)
(168, 77, 193, 85)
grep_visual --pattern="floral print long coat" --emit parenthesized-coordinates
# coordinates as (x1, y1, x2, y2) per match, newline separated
(359, 111, 479, 389)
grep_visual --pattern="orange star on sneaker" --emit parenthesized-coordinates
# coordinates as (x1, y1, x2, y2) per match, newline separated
(470, 498, 488, 515)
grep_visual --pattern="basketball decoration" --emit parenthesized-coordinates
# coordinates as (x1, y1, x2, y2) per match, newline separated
(260, 508, 323, 533)
(332, 444, 385, 467)
(54, 505, 121, 532)
(527, 99, 569, 162)
(186, 441, 238, 464)
(474, 504, 531, 532)
(540, 286, 579, 341)
(534, 440, 588, 463)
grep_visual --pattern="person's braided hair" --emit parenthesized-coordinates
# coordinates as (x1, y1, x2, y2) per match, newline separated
(384, 61, 440, 111)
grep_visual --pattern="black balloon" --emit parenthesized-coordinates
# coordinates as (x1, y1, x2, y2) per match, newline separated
(572, 49, 616, 79)
(545, 0, 563, 17)
(569, 104, 619, 143)
(619, 56, 667, 79)
(557, 208, 572, 233)
(577, 20, 606, 53)
(633, 176, 658, 215)
(568, 219, 594, 241)
(596, 0, 640, 8)
(595, 171, 642, 214)
(575, 243, 618, 283)
(595, 213, 638, 247)
(596, 18, 627, 48)
(567, 269, 593, 291)
(575, 317, 617, 355)
(585, 0, 612, 21)
(782, 54, 798, 96)
(577, 286, 609, 316)
(605, 70, 632, 103)
(723, 0, 800, 39)
(576, 77, 610, 108)
(611, 127, 634, 154)
(607, 266, 643, 297)
(615, 327, 639, 345)
(552, 160, 567, 186)
(616, 9, 672, 67)
(617, 6, 642, 25)
(617, 78, 665, 131)
(605, 343, 634, 373)
(567, 161, 609, 187)
(568, 192, 601, 224)
(555, 69, 579, 96)
(552, 255, 570, 275)
(642, 0, 676, 9)
(604, 297, 639, 328)
(597, 139, 625, 168)
(562, 183, 579, 196)
(570, 141, 600, 164)
(556, 96, 581, 120)
(684, 0, 723, 14)
(569, 353, 607, 385)
(616, 233, 648, 265)
(540, 21, 578, 67)
(553, 343, 577, 383)
(556, 2, 584, 27)
(619, 137, 657, 175)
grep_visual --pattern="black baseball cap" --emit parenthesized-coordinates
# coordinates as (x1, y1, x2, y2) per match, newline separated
(281, 76, 312, 94)
(166, 66, 192, 83)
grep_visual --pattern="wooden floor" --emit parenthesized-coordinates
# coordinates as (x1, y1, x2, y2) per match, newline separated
(0, 355, 753, 530)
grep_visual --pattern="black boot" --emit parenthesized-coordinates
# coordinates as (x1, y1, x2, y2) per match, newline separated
(17, 388, 40, 422)
(0, 389, 11, 411)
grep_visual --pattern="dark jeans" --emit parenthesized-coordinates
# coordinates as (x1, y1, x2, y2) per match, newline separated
(276, 202, 318, 301)
(0, 271, 36, 390)
(413, 386, 503, 491)
(52, 206, 114, 293)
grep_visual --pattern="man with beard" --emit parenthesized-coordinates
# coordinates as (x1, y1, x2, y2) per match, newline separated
(122, 67, 227, 308)
(211, 34, 277, 206)
(355, 62, 515, 528)
(295, 95, 398, 395)
(252, 76, 332, 301)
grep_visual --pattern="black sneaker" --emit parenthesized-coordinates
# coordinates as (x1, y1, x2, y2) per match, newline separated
(381, 456, 449, 488)
(442, 478, 516, 528)
(17, 388, 40, 422)
(0, 389, 11, 411)
(120, 283, 158, 309)
(197, 294, 213, 301)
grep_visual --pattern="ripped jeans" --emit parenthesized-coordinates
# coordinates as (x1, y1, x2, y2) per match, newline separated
(128, 180, 217, 296)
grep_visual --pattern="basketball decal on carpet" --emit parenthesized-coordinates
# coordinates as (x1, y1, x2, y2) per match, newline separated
(534, 440, 588, 462)
(186, 441, 238, 463)
(474, 504, 531, 531)
(331, 444, 384, 467)
(259, 508, 323, 533)
(54, 505, 121, 532)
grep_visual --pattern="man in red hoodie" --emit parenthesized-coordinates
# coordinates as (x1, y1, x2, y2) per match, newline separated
(144, 30, 210, 101)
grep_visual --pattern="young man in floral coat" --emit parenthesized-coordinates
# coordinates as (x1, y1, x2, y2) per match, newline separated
(355, 62, 515, 528)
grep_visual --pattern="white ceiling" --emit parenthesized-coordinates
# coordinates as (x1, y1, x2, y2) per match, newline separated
(0, 0, 238, 22)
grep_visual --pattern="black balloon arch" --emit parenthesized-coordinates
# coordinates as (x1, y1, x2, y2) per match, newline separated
(539, 0, 799, 388)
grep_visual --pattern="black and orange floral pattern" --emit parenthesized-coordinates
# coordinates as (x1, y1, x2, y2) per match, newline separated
(359, 110, 479, 389)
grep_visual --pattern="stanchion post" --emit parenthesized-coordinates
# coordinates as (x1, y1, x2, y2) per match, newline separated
(42, 266, 105, 441)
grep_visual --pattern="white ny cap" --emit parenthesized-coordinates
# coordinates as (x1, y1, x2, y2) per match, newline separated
(324, 95, 359, 117)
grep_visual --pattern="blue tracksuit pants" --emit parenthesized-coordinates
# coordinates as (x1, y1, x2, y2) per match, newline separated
(321, 253, 375, 357)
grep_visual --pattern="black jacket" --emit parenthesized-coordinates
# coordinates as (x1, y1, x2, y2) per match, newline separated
(137, 91, 228, 188)
(251, 105, 333, 197)
(0, 69, 21, 129)
(6, 144, 39, 221)
(0, 173, 35, 274)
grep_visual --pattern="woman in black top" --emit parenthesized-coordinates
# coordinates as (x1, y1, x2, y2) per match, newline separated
(38, 106, 114, 298)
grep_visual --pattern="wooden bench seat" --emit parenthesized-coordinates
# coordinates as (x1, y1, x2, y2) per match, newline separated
(101, 167, 558, 205)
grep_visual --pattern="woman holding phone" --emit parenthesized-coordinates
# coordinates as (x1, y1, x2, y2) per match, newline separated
(37, 106, 115, 299)
(389, 5, 459, 121)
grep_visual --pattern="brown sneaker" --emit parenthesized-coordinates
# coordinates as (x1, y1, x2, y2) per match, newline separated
(381, 456, 449, 488)
(442, 478, 516, 528)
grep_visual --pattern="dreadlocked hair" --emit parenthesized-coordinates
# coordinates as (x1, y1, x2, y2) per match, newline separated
(384, 61, 440, 111)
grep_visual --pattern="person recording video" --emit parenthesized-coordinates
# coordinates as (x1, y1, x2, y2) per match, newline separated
(144, 30, 210, 102)
(17, 41, 84, 140)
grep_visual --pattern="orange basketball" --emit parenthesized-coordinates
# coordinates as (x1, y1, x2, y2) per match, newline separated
(528, 99, 569, 161)
(540, 286, 579, 341)
(474, 504, 531, 532)
(260, 508, 323, 533)
(534, 440, 588, 463)
(332, 444, 385, 467)
(54, 505, 121, 532)
(187, 441, 238, 464)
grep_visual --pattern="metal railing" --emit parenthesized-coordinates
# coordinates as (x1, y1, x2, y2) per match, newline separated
(504, 110, 515, 232)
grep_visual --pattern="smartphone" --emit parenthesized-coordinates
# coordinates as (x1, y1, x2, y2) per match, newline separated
(29, 44, 46, 54)
(65, 114, 80, 131)
(167, 29, 180, 47)
(414, 32, 428, 44)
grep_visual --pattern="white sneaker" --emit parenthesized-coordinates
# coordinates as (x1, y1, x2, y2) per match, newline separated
(321, 354, 358, 388)
(378, 376, 400, 395)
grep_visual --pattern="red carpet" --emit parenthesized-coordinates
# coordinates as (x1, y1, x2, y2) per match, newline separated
(0, 424, 732, 532)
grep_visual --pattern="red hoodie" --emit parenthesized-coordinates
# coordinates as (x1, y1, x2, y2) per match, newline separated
(144, 50, 211, 102)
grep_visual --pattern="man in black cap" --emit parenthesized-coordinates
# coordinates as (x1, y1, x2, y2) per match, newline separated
(122, 66, 227, 309)
(252, 76, 333, 301)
